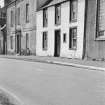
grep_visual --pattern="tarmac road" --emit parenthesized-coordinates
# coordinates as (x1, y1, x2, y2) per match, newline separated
(0, 58, 105, 105)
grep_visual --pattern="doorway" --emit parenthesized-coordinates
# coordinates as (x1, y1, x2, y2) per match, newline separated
(54, 30, 61, 57)
(16, 35, 21, 54)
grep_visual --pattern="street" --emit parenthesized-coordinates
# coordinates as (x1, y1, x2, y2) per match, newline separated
(0, 58, 105, 105)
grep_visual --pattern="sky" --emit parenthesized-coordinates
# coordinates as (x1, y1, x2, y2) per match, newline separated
(0, 0, 4, 8)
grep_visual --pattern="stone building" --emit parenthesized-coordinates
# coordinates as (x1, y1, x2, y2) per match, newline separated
(36, 0, 86, 59)
(85, 0, 105, 60)
(6, 0, 36, 55)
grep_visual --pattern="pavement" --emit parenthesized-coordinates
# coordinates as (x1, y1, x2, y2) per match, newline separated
(0, 55, 105, 71)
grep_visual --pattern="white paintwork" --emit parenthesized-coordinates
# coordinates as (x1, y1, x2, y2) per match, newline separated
(36, 0, 85, 59)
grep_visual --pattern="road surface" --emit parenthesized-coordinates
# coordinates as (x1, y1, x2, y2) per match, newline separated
(0, 58, 105, 105)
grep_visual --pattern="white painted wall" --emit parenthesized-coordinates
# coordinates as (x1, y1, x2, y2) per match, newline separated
(36, 0, 85, 59)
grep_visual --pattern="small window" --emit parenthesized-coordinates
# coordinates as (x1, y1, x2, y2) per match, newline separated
(43, 32, 48, 50)
(11, 10, 14, 27)
(70, 0, 78, 22)
(26, 33, 29, 49)
(55, 4, 61, 25)
(10, 36, 13, 49)
(43, 8, 48, 27)
(69, 27, 77, 50)
(63, 33, 66, 43)
(26, 3, 29, 23)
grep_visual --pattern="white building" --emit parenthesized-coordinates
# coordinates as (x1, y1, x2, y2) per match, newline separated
(36, 0, 86, 59)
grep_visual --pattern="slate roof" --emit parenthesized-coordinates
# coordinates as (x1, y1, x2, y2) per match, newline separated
(37, 0, 67, 11)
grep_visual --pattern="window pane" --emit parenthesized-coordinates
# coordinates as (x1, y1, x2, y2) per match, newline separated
(73, 39, 77, 49)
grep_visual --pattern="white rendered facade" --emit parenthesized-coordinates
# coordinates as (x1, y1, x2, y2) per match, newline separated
(36, 0, 85, 59)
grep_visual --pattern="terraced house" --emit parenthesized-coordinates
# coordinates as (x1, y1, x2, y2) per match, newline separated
(7, 0, 36, 55)
(36, 0, 86, 59)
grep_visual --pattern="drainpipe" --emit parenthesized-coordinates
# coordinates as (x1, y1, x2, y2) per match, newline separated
(15, 0, 16, 53)
(5, 6, 7, 55)
(82, 0, 88, 59)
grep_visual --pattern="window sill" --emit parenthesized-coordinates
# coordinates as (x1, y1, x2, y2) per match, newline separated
(70, 19, 77, 23)
(95, 36, 105, 41)
(55, 23, 61, 26)
(69, 48, 77, 51)
(26, 21, 29, 24)
(43, 26, 48, 28)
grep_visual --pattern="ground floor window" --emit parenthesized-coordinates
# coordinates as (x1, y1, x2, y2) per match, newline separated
(10, 36, 13, 49)
(42, 32, 48, 50)
(26, 33, 29, 49)
(69, 27, 77, 50)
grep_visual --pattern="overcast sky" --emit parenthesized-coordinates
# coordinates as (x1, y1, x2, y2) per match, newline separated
(0, 0, 4, 7)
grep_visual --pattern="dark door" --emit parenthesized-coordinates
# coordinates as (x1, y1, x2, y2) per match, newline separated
(54, 30, 61, 57)
(16, 35, 21, 54)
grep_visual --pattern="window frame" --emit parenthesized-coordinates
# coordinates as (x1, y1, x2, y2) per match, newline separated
(69, 27, 77, 50)
(43, 8, 48, 27)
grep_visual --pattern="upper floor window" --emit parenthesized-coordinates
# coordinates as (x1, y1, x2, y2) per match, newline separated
(97, 0, 105, 38)
(70, 0, 78, 22)
(55, 4, 61, 25)
(26, 3, 29, 23)
(16, 7, 20, 25)
(11, 10, 14, 27)
(43, 8, 48, 27)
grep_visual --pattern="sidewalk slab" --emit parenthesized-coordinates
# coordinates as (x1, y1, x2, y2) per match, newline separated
(0, 55, 105, 71)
